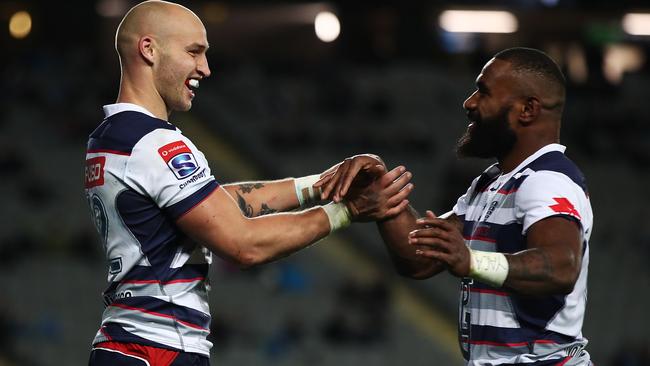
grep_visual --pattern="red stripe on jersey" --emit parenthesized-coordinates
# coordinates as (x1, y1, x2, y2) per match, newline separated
(110, 303, 208, 330)
(87, 149, 131, 156)
(463, 235, 497, 243)
(120, 277, 205, 285)
(556, 356, 572, 365)
(497, 187, 518, 195)
(470, 288, 509, 296)
(466, 339, 558, 347)
(94, 341, 179, 366)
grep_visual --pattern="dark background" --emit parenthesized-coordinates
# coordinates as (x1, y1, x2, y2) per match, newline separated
(1, 0, 648, 365)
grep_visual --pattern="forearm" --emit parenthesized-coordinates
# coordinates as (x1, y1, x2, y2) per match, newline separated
(222, 179, 299, 217)
(504, 247, 580, 295)
(378, 206, 444, 279)
(235, 206, 333, 266)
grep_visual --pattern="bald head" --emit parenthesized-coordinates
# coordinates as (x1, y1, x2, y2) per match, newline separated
(116, 1, 205, 66)
(113, 0, 211, 117)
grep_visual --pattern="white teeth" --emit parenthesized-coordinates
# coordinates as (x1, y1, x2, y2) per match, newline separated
(188, 79, 199, 89)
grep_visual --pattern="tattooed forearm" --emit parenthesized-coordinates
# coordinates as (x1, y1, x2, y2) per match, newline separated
(508, 249, 553, 282)
(236, 192, 254, 217)
(238, 183, 265, 194)
(258, 203, 278, 216)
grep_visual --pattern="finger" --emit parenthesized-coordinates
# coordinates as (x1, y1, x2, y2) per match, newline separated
(426, 210, 436, 219)
(409, 227, 451, 242)
(333, 161, 353, 202)
(386, 183, 414, 207)
(415, 248, 453, 264)
(335, 161, 359, 200)
(383, 171, 413, 196)
(379, 166, 406, 189)
(321, 160, 349, 200)
(314, 171, 335, 188)
(409, 238, 453, 254)
(383, 199, 410, 218)
(416, 217, 455, 232)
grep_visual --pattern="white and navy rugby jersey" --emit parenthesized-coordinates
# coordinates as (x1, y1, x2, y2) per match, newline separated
(452, 144, 593, 366)
(84, 103, 219, 355)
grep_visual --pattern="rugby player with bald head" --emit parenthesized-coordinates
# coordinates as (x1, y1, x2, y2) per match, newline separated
(318, 48, 594, 365)
(84, 1, 411, 364)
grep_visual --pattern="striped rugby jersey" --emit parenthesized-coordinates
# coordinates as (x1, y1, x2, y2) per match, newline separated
(452, 144, 593, 366)
(84, 103, 219, 355)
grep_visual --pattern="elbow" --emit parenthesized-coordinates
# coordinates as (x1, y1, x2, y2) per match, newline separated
(554, 272, 579, 295)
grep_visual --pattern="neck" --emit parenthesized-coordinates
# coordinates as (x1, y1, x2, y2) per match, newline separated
(498, 136, 558, 173)
(117, 69, 169, 120)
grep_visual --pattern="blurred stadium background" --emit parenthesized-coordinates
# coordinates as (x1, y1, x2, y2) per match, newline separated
(1, 0, 649, 365)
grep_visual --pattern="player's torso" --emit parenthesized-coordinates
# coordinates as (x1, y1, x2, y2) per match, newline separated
(84, 110, 214, 355)
(457, 153, 592, 365)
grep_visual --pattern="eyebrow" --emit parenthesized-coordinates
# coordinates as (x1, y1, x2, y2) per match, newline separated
(187, 43, 209, 51)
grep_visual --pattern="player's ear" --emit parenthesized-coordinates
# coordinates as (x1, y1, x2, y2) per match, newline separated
(138, 35, 155, 65)
(519, 96, 541, 125)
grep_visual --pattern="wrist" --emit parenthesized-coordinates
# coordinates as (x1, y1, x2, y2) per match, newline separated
(322, 202, 351, 233)
(468, 249, 509, 287)
(294, 174, 322, 207)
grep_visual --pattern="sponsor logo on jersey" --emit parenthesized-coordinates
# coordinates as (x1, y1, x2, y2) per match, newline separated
(85, 156, 106, 188)
(549, 197, 581, 220)
(158, 140, 200, 180)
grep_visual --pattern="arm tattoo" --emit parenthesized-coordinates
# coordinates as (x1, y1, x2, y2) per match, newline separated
(238, 183, 265, 194)
(511, 249, 553, 281)
(258, 203, 278, 216)
(236, 192, 254, 218)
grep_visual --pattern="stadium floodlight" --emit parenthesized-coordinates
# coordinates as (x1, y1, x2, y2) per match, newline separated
(9, 11, 31, 39)
(314, 11, 340, 42)
(622, 13, 650, 36)
(439, 10, 518, 34)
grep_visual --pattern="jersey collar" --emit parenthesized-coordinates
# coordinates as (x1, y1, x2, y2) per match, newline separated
(103, 103, 156, 119)
(483, 143, 567, 177)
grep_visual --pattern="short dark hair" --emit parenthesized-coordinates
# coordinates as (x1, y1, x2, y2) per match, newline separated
(494, 47, 566, 111)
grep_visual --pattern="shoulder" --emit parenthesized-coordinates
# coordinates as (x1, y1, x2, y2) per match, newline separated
(88, 111, 177, 155)
(522, 151, 588, 194)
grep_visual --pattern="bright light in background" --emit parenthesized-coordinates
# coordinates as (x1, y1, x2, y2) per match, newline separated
(9, 11, 32, 39)
(314, 11, 340, 42)
(603, 44, 645, 84)
(622, 13, 650, 36)
(566, 44, 588, 84)
(439, 10, 518, 34)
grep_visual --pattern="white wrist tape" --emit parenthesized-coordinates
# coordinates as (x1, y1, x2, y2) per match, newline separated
(294, 174, 321, 207)
(322, 202, 351, 233)
(468, 249, 509, 287)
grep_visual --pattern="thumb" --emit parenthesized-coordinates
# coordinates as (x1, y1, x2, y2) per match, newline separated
(364, 164, 386, 178)
(425, 210, 437, 219)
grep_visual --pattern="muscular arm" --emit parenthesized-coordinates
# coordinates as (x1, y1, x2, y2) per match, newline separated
(177, 186, 331, 268)
(504, 216, 583, 295)
(222, 179, 300, 217)
(378, 207, 447, 279)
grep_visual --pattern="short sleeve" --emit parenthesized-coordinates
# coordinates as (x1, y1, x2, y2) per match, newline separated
(453, 176, 480, 217)
(123, 128, 219, 219)
(515, 170, 592, 236)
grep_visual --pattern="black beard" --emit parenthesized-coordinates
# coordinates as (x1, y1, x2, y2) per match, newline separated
(456, 107, 517, 159)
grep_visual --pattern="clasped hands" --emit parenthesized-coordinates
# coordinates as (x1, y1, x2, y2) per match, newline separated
(314, 154, 413, 222)
(314, 154, 470, 277)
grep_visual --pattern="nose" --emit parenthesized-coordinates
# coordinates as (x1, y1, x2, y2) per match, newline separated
(463, 91, 477, 111)
(198, 54, 211, 78)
